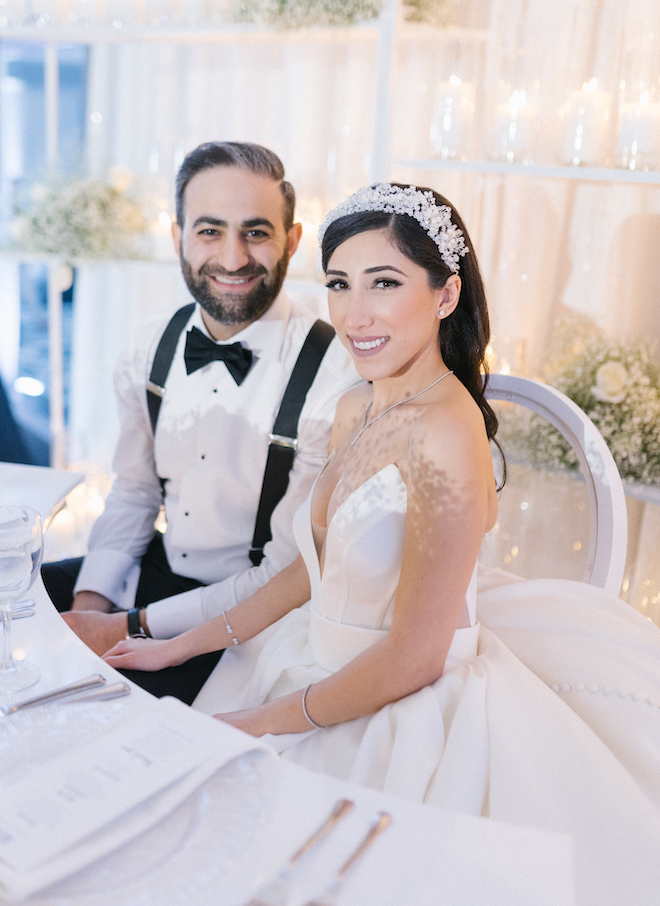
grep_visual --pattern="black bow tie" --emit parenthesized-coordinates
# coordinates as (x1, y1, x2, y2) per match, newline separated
(184, 327, 253, 385)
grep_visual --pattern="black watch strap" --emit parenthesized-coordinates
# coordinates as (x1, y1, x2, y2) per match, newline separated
(126, 607, 147, 639)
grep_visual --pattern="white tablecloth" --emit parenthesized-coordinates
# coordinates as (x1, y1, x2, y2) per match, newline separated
(0, 578, 575, 906)
(0, 464, 84, 526)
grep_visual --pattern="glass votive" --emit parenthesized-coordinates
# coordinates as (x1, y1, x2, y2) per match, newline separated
(616, 84, 660, 171)
(0, 0, 28, 26)
(494, 86, 538, 164)
(429, 75, 475, 160)
(104, 0, 136, 27)
(488, 50, 541, 165)
(561, 78, 612, 167)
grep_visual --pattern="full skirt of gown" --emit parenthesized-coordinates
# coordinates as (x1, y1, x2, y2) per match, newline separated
(193, 464, 660, 906)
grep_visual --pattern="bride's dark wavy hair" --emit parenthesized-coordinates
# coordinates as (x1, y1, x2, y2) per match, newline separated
(321, 185, 505, 481)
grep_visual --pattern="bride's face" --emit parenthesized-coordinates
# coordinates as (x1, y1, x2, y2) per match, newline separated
(325, 228, 457, 382)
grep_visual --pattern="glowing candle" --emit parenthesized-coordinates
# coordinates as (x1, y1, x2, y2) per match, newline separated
(617, 90, 660, 170)
(429, 75, 475, 160)
(562, 78, 611, 166)
(495, 89, 537, 163)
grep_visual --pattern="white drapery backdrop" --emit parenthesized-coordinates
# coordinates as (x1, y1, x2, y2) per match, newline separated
(3, 0, 660, 612)
(70, 0, 660, 456)
(3, 0, 660, 465)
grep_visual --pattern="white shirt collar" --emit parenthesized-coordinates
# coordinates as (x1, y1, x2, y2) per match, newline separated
(191, 291, 291, 363)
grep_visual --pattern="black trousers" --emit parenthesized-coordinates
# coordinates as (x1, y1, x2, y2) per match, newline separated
(41, 534, 223, 705)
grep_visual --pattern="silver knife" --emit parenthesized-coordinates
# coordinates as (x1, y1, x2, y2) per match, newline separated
(67, 682, 131, 704)
(0, 674, 108, 716)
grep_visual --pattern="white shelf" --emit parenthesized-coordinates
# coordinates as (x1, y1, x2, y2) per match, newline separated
(0, 22, 380, 44)
(391, 158, 660, 186)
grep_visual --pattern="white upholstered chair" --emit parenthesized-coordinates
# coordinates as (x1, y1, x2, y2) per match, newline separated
(484, 374, 628, 595)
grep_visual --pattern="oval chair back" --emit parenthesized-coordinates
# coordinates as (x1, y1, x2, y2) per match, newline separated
(485, 373, 627, 594)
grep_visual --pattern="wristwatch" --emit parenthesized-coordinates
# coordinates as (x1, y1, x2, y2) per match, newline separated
(126, 607, 148, 639)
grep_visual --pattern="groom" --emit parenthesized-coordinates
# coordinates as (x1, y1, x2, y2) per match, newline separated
(44, 141, 358, 703)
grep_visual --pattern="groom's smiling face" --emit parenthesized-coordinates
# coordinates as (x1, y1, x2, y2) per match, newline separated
(172, 165, 302, 340)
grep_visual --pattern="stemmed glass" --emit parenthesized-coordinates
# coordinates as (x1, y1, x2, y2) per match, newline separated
(0, 506, 43, 694)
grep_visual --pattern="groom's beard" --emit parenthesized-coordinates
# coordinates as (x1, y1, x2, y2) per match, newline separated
(180, 247, 289, 326)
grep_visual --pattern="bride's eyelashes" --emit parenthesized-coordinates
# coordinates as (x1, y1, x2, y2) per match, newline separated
(373, 277, 402, 289)
(325, 277, 403, 291)
(325, 278, 349, 291)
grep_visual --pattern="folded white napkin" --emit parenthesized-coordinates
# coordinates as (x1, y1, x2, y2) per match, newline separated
(0, 696, 274, 902)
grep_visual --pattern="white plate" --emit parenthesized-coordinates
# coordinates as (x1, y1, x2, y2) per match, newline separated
(25, 749, 275, 906)
(0, 697, 133, 789)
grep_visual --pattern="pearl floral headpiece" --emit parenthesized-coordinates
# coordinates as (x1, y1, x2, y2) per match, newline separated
(318, 183, 469, 273)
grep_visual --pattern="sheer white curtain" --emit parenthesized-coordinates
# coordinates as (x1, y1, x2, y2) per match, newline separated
(66, 0, 660, 467)
(389, 0, 660, 372)
(68, 32, 380, 468)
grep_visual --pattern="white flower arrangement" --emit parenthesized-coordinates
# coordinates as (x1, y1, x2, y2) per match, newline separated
(231, 0, 380, 27)
(228, 0, 454, 28)
(591, 360, 628, 403)
(10, 170, 147, 261)
(503, 333, 660, 486)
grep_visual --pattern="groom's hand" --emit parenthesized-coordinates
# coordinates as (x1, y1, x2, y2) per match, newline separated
(71, 590, 113, 612)
(62, 610, 128, 658)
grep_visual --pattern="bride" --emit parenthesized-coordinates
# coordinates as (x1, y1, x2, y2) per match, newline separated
(105, 184, 660, 906)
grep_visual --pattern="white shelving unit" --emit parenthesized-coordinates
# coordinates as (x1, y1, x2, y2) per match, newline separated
(3, 0, 660, 469)
(0, 0, 400, 467)
(391, 158, 660, 185)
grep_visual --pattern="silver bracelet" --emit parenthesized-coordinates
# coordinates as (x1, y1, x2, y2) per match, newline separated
(302, 684, 325, 730)
(221, 610, 239, 646)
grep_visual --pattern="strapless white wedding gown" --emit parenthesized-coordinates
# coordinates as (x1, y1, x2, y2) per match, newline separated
(194, 464, 660, 906)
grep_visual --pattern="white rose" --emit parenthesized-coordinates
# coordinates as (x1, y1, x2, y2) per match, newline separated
(591, 360, 628, 403)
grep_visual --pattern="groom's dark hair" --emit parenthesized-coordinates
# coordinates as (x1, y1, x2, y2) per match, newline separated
(175, 141, 295, 229)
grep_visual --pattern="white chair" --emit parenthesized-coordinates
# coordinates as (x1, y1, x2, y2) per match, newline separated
(484, 373, 628, 595)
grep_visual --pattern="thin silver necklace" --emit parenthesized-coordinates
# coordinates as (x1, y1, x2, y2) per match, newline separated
(350, 370, 454, 446)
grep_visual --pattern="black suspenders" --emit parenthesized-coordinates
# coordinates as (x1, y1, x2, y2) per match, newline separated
(146, 305, 336, 567)
(250, 318, 335, 565)
(146, 302, 195, 433)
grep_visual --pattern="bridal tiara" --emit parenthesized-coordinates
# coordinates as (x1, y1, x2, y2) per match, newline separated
(317, 183, 469, 273)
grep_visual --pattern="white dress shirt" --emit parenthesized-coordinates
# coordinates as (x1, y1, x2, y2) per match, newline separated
(74, 292, 360, 637)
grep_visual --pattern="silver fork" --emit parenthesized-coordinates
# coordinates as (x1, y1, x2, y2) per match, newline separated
(0, 674, 107, 716)
(243, 798, 355, 906)
(11, 599, 35, 620)
(301, 811, 392, 906)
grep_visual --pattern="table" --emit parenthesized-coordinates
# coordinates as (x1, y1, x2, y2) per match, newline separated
(0, 463, 84, 526)
(0, 573, 576, 906)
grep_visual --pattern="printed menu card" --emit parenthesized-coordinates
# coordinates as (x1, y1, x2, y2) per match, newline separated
(0, 695, 273, 901)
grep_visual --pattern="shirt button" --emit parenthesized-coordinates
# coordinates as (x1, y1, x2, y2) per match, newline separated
(182, 553, 187, 558)
(201, 454, 205, 460)
(184, 512, 189, 516)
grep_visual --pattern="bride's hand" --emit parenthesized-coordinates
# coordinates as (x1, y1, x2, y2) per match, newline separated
(102, 637, 178, 671)
(214, 706, 271, 737)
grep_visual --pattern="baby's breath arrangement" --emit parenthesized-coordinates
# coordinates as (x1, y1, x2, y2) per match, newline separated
(228, 0, 454, 28)
(403, 0, 457, 26)
(504, 332, 660, 486)
(10, 170, 147, 261)
(231, 0, 379, 27)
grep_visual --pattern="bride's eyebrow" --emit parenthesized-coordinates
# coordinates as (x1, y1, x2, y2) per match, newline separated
(325, 265, 409, 277)
(364, 265, 408, 275)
